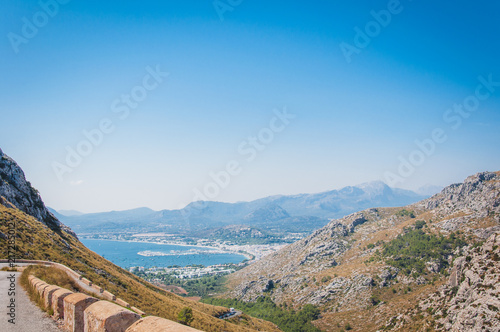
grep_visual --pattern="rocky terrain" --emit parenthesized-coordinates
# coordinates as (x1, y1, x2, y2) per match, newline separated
(0, 148, 74, 236)
(226, 171, 500, 331)
(385, 232, 500, 331)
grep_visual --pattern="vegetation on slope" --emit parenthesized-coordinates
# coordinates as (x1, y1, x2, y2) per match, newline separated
(203, 296, 321, 332)
(0, 204, 280, 332)
(22, 265, 79, 292)
(376, 227, 467, 277)
(146, 273, 229, 298)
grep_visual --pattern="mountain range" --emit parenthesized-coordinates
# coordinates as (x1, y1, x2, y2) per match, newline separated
(52, 181, 433, 236)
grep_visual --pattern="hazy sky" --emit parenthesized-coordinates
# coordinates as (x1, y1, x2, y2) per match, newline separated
(1, 0, 499, 213)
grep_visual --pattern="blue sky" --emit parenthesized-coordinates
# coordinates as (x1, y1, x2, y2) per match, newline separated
(1, 0, 499, 212)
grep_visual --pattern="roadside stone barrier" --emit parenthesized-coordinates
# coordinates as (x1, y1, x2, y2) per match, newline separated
(91, 284, 104, 294)
(36, 282, 50, 301)
(43, 285, 61, 310)
(102, 290, 117, 301)
(51, 288, 74, 319)
(1, 259, 143, 315)
(81, 277, 92, 286)
(5, 262, 201, 331)
(115, 298, 130, 308)
(84, 301, 141, 332)
(64, 293, 99, 332)
(33, 279, 47, 292)
(28, 275, 37, 287)
(126, 316, 202, 332)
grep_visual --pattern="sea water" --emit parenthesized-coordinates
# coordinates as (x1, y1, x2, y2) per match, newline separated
(81, 239, 246, 269)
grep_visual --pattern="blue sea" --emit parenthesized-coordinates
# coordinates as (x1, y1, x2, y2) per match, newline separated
(81, 239, 246, 269)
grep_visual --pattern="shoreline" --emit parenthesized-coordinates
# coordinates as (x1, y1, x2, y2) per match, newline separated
(80, 237, 255, 261)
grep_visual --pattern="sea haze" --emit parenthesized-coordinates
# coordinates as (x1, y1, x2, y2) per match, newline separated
(81, 239, 246, 269)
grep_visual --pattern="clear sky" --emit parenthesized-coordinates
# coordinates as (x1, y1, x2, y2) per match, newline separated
(1, 0, 499, 213)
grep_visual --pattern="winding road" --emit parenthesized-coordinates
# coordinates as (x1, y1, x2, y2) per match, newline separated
(0, 270, 62, 332)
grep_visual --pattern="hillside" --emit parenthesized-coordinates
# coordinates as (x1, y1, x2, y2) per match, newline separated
(225, 171, 500, 331)
(0, 148, 74, 236)
(196, 225, 279, 245)
(0, 149, 279, 332)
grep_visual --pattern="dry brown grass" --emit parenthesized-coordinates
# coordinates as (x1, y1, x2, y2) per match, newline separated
(23, 265, 79, 291)
(313, 280, 445, 332)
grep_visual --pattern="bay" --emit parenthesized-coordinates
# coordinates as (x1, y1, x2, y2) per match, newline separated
(81, 239, 246, 269)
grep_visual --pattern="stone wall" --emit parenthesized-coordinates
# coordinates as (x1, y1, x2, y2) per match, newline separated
(26, 275, 202, 332)
(126, 316, 203, 332)
(84, 301, 141, 332)
(51, 288, 74, 319)
(2, 259, 145, 316)
(64, 293, 99, 332)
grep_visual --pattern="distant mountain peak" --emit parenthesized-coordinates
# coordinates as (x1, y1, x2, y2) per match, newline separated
(356, 180, 388, 188)
(355, 180, 392, 194)
(244, 204, 290, 221)
(58, 209, 84, 217)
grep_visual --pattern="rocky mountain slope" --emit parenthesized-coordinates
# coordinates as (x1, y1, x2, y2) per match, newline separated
(226, 171, 500, 331)
(0, 149, 279, 332)
(0, 148, 74, 236)
(386, 231, 500, 331)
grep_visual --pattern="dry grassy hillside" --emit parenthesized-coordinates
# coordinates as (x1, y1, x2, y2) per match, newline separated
(0, 203, 280, 332)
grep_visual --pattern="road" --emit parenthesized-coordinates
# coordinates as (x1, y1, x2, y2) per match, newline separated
(0, 271, 62, 332)
(0, 262, 102, 299)
(220, 310, 243, 320)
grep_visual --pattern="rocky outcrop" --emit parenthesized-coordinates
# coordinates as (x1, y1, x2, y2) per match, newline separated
(0, 148, 75, 237)
(306, 274, 373, 308)
(227, 209, 380, 303)
(434, 232, 500, 331)
(417, 171, 500, 237)
(386, 232, 500, 331)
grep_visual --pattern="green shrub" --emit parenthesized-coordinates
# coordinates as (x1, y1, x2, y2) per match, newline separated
(415, 220, 426, 229)
(396, 209, 416, 218)
(321, 276, 332, 283)
(178, 307, 194, 326)
(202, 297, 321, 332)
(370, 296, 380, 306)
(379, 229, 466, 276)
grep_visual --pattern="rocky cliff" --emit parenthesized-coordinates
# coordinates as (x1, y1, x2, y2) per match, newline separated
(226, 171, 500, 331)
(385, 231, 500, 331)
(0, 148, 74, 236)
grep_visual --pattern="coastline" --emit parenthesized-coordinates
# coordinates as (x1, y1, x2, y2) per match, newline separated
(80, 237, 255, 261)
